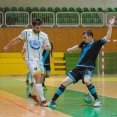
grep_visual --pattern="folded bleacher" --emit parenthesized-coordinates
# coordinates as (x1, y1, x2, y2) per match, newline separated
(0, 7, 117, 27)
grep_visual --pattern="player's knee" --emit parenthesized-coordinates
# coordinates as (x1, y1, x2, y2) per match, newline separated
(45, 73, 50, 77)
(46, 74, 50, 77)
(61, 80, 69, 87)
(62, 79, 73, 86)
(84, 77, 91, 85)
(33, 73, 42, 83)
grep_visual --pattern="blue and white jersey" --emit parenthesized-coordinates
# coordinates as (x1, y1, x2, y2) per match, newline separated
(19, 29, 50, 61)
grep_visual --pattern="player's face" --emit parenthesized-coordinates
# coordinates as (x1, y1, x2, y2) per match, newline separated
(32, 24, 42, 33)
(82, 33, 92, 43)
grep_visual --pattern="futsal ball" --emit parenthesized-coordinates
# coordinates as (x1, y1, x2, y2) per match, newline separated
(84, 93, 94, 104)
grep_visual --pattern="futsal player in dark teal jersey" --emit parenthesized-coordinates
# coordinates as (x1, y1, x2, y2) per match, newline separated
(42, 42, 54, 89)
(43, 16, 116, 108)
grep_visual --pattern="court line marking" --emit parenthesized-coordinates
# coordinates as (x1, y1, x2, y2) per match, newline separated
(46, 84, 117, 99)
(15, 77, 117, 99)
(0, 89, 72, 117)
(0, 95, 44, 117)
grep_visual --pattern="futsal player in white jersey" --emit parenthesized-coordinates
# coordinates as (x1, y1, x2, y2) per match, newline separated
(3, 18, 51, 106)
(22, 42, 44, 86)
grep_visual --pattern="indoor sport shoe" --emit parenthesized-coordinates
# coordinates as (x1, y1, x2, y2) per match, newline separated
(43, 100, 56, 109)
(93, 99, 102, 107)
(41, 100, 47, 106)
(28, 93, 39, 102)
(26, 80, 29, 85)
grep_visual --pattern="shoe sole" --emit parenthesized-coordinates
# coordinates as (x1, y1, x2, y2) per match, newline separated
(43, 103, 56, 109)
(50, 105, 56, 109)
(94, 104, 102, 107)
(43, 104, 56, 109)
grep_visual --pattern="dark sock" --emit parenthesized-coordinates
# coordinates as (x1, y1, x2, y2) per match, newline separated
(87, 84, 99, 100)
(42, 77, 45, 86)
(52, 84, 66, 102)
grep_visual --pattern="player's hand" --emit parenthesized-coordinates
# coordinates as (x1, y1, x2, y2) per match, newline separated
(22, 56, 25, 60)
(109, 16, 116, 25)
(41, 44, 46, 50)
(3, 46, 8, 52)
(52, 58, 54, 64)
(67, 48, 72, 53)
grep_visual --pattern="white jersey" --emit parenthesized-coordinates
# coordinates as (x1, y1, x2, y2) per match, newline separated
(19, 29, 50, 61)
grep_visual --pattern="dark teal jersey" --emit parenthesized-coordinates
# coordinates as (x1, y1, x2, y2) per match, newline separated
(77, 38, 107, 68)
(42, 42, 53, 65)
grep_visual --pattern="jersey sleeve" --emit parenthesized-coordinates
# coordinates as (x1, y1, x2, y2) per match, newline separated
(79, 41, 86, 48)
(43, 34, 50, 46)
(19, 30, 26, 40)
(100, 37, 108, 44)
(96, 37, 108, 46)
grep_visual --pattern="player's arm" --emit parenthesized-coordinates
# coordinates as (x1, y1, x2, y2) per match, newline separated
(22, 42, 27, 60)
(42, 34, 51, 51)
(45, 44, 51, 51)
(21, 48, 26, 60)
(3, 37, 20, 52)
(50, 42, 54, 63)
(42, 44, 51, 51)
(103, 16, 116, 41)
(51, 49, 54, 63)
(67, 45, 80, 53)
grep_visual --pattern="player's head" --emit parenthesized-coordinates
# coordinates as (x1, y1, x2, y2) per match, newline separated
(32, 18, 43, 33)
(82, 30, 93, 43)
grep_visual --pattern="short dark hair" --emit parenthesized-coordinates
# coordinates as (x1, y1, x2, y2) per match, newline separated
(82, 30, 93, 37)
(32, 18, 43, 26)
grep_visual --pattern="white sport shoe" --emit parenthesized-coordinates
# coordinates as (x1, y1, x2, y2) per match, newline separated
(43, 100, 56, 109)
(93, 99, 102, 107)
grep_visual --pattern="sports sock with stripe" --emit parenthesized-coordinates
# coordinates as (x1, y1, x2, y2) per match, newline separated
(52, 84, 66, 102)
(87, 84, 99, 100)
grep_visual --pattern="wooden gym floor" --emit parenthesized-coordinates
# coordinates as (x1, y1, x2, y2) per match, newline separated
(0, 75, 117, 117)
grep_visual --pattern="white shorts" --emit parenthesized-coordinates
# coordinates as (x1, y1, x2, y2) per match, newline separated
(25, 60, 44, 76)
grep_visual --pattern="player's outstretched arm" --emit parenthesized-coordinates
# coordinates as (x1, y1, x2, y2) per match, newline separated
(3, 37, 21, 52)
(67, 45, 79, 53)
(105, 16, 116, 40)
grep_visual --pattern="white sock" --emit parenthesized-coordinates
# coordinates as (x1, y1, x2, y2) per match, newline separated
(35, 83, 45, 102)
(31, 83, 36, 95)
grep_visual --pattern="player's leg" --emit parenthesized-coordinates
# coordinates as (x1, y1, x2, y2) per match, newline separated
(26, 60, 46, 105)
(43, 72, 50, 89)
(33, 73, 46, 105)
(28, 82, 39, 102)
(44, 64, 50, 78)
(43, 66, 80, 108)
(30, 75, 34, 86)
(42, 65, 50, 89)
(35, 61, 47, 105)
(42, 70, 47, 87)
(83, 69, 102, 107)
(43, 76, 73, 108)
(25, 71, 30, 85)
